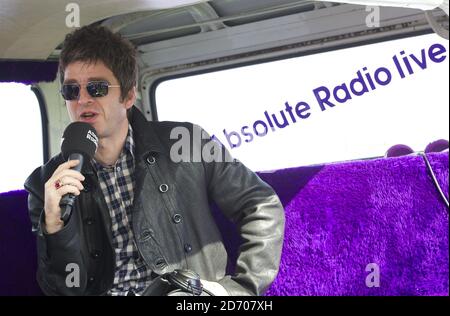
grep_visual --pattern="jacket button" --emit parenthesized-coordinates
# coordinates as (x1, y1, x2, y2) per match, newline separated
(155, 258, 166, 268)
(159, 184, 169, 193)
(88, 276, 95, 283)
(82, 182, 91, 192)
(172, 214, 182, 224)
(91, 251, 100, 259)
(146, 156, 156, 165)
(141, 230, 152, 240)
(184, 243, 192, 253)
(85, 218, 94, 225)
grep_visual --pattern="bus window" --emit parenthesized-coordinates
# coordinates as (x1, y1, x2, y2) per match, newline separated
(155, 33, 449, 171)
(0, 83, 43, 193)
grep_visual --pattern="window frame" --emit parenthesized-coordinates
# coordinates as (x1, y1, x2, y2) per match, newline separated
(31, 85, 50, 164)
(149, 30, 434, 122)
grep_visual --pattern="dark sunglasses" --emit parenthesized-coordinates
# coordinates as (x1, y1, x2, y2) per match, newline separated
(60, 81, 120, 101)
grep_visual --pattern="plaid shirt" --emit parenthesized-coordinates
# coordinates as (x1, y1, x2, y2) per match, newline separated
(92, 125, 152, 296)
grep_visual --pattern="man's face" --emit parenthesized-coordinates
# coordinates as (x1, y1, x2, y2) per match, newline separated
(63, 61, 135, 140)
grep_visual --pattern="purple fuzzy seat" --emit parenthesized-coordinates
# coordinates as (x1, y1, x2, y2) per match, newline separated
(1, 152, 448, 296)
(385, 144, 414, 158)
(0, 190, 43, 296)
(257, 152, 449, 296)
(425, 139, 449, 153)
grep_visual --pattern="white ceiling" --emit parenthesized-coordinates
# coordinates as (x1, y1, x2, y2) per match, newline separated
(0, 0, 206, 60)
(321, 0, 444, 11)
(0, 0, 446, 61)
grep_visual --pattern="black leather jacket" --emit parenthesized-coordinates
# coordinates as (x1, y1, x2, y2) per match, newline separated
(24, 107, 285, 296)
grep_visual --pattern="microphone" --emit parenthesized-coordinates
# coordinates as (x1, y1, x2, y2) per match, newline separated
(59, 122, 98, 222)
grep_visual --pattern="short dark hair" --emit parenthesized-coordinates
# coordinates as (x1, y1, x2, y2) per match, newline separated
(59, 25, 137, 102)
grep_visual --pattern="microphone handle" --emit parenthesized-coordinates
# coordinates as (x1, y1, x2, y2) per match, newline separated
(60, 153, 84, 222)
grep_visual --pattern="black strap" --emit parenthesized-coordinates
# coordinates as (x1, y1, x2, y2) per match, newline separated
(419, 152, 449, 211)
(141, 270, 215, 296)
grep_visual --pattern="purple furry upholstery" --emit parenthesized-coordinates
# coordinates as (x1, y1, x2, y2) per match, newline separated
(0, 190, 42, 296)
(425, 139, 449, 153)
(385, 144, 414, 158)
(0, 61, 58, 85)
(0, 153, 448, 295)
(258, 152, 449, 296)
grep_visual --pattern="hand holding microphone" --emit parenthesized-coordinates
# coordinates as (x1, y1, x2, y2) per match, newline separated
(43, 122, 98, 234)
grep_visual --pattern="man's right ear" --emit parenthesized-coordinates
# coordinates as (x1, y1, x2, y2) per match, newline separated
(124, 87, 137, 110)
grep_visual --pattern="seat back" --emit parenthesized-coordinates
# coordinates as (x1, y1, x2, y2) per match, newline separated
(259, 152, 449, 295)
(0, 190, 43, 296)
(1, 152, 448, 295)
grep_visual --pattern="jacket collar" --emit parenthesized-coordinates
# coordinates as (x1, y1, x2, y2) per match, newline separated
(129, 106, 167, 160)
(82, 106, 166, 175)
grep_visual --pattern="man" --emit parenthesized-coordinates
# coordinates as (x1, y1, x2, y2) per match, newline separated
(24, 25, 285, 296)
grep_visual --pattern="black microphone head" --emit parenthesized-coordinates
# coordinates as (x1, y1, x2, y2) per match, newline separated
(61, 122, 98, 160)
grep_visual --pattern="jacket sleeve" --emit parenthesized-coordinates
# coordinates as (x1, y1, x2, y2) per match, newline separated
(24, 166, 88, 296)
(198, 125, 285, 296)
